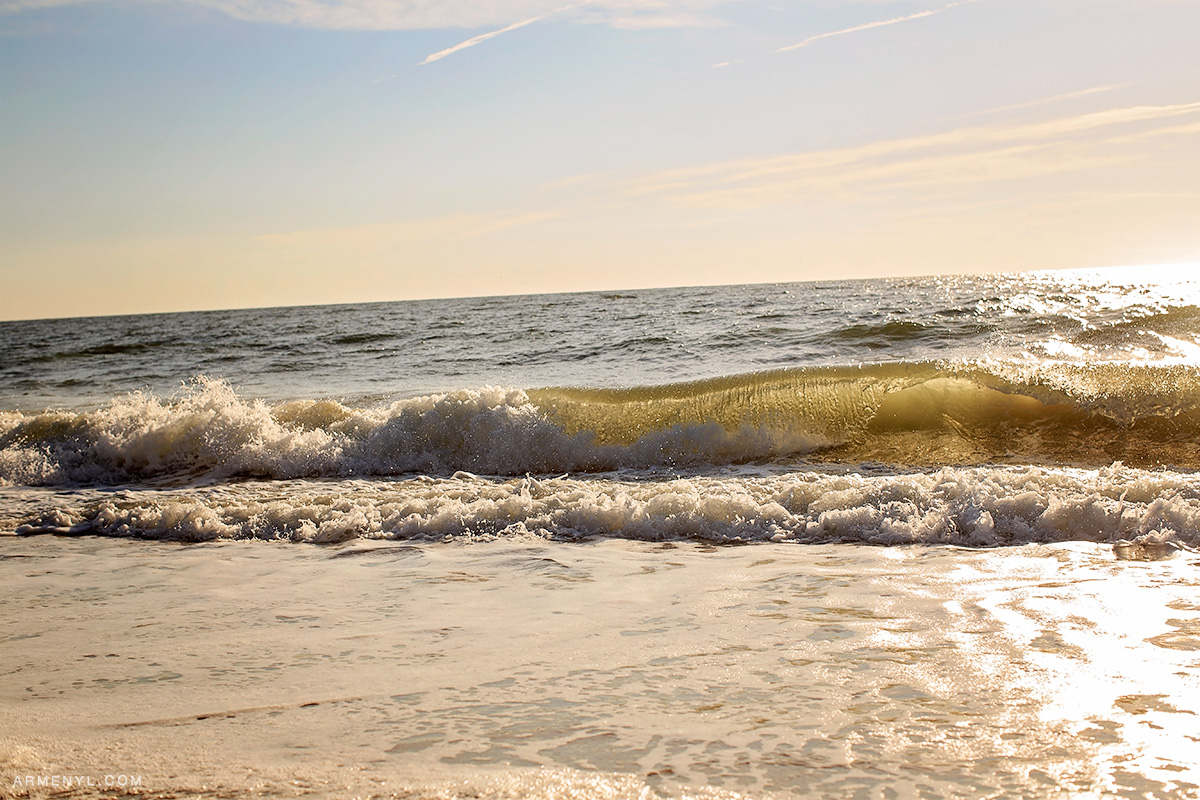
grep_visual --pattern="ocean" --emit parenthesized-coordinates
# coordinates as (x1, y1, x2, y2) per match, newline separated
(1, 267, 1199, 799)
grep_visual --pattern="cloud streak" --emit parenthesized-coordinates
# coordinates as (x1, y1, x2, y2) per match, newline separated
(1, 0, 734, 31)
(970, 84, 1131, 117)
(625, 101, 1200, 208)
(419, 11, 554, 64)
(778, 0, 978, 53)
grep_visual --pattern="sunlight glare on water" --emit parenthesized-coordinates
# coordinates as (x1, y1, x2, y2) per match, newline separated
(1, 538, 1197, 798)
(3, 268, 1200, 798)
(951, 543, 1200, 798)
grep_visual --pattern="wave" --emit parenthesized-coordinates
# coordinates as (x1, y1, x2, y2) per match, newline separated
(527, 361, 1200, 468)
(1022, 304, 1200, 363)
(1, 362, 1199, 487)
(7, 464, 1199, 548)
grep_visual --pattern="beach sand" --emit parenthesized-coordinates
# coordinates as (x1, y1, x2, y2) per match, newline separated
(3, 536, 1198, 798)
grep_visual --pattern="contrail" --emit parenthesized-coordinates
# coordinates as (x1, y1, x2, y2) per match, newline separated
(778, 0, 978, 53)
(420, 6, 576, 65)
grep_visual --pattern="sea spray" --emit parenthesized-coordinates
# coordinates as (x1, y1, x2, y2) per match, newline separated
(4, 359, 1200, 487)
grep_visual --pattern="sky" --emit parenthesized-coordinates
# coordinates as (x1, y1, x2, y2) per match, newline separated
(0, 0, 1198, 320)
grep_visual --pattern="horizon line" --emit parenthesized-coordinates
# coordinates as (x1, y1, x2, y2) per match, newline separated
(1, 261, 1187, 324)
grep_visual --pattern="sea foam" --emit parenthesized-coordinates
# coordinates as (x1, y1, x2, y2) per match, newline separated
(8, 463, 1199, 548)
(2, 362, 1198, 488)
(0, 377, 822, 486)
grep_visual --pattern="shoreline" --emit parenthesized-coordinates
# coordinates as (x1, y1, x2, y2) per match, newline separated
(3, 537, 1198, 798)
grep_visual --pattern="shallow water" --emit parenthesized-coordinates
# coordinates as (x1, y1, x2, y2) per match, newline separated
(2, 537, 1198, 798)
(3, 267, 1200, 797)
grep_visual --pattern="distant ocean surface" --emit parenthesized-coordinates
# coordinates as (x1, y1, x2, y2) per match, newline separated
(2, 268, 1199, 799)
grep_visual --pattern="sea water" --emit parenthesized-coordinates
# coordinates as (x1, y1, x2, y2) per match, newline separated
(1, 267, 1199, 798)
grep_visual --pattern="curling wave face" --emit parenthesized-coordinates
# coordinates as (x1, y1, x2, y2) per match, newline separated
(1, 359, 1199, 488)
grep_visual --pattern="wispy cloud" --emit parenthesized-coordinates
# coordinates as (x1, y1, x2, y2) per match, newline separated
(592, 9, 726, 29)
(777, 0, 978, 53)
(1103, 118, 1200, 145)
(2, 0, 734, 31)
(625, 101, 1200, 208)
(969, 84, 1131, 117)
(419, 9, 561, 65)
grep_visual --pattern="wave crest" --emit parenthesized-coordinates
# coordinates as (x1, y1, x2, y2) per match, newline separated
(2, 362, 1199, 487)
(0, 378, 824, 486)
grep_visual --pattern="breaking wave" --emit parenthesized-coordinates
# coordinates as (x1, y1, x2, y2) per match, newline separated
(1, 361, 1199, 487)
(7, 464, 1199, 548)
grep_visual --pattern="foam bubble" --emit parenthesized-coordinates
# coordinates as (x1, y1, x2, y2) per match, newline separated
(9, 463, 1199, 548)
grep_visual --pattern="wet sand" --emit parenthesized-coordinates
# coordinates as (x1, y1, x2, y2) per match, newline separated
(2, 537, 1199, 798)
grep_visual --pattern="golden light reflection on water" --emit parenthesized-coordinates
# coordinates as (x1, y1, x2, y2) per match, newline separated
(977, 265, 1200, 370)
(957, 544, 1200, 797)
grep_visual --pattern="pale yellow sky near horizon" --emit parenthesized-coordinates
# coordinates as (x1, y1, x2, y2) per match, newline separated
(1, 0, 1198, 321)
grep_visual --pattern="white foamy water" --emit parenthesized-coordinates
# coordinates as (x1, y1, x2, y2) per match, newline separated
(3, 267, 1200, 797)
(4, 464, 1200, 550)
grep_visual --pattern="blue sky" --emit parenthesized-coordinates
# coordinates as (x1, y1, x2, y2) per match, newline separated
(1, 0, 1197, 319)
